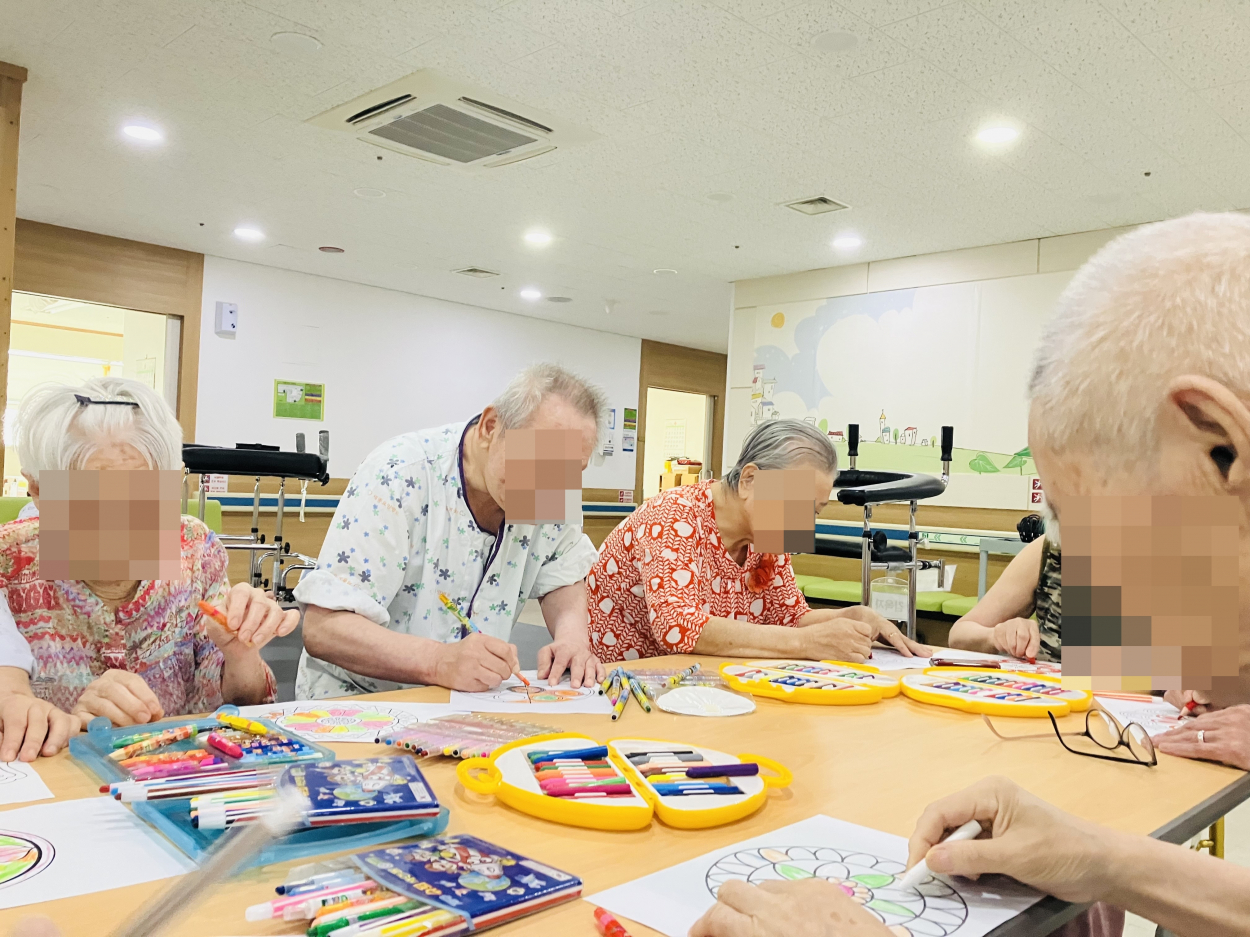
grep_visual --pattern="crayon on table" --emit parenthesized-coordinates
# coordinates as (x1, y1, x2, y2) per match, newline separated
(594, 907, 634, 937)
(610, 684, 631, 721)
(217, 713, 270, 735)
(627, 676, 652, 713)
(108, 724, 198, 761)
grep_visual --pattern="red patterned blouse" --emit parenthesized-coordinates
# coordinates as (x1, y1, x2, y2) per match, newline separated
(587, 480, 810, 662)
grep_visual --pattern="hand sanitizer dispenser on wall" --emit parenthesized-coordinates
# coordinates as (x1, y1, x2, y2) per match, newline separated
(214, 301, 238, 339)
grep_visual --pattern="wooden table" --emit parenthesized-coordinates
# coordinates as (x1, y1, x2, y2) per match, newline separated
(3, 655, 1247, 937)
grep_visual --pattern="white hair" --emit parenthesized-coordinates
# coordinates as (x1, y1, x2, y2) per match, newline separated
(1028, 211, 1250, 468)
(15, 376, 183, 481)
(491, 363, 609, 441)
(724, 419, 838, 490)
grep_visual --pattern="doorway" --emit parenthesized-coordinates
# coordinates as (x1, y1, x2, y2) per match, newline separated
(642, 388, 714, 499)
(3, 291, 180, 494)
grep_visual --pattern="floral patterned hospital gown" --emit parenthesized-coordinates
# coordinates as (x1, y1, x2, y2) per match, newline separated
(587, 480, 811, 662)
(294, 419, 598, 698)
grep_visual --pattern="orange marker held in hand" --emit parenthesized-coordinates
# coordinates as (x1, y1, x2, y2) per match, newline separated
(198, 600, 251, 646)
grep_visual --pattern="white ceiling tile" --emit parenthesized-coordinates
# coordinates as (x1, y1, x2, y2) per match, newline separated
(756, 3, 911, 76)
(704, 0, 805, 22)
(881, 3, 1035, 86)
(1200, 80, 1250, 140)
(1137, 14, 1250, 90)
(834, 0, 955, 28)
(1097, 0, 1238, 36)
(850, 58, 984, 121)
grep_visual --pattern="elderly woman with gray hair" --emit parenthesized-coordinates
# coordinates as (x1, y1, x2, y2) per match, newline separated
(0, 377, 296, 762)
(588, 419, 928, 662)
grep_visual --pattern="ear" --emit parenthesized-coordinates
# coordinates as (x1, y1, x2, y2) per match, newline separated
(477, 406, 502, 441)
(735, 463, 758, 499)
(1164, 375, 1250, 493)
(24, 474, 39, 509)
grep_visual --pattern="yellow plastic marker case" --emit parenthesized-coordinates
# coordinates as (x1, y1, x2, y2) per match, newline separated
(456, 732, 791, 832)
(719, 659, 897, 705)
(606, 738, 791, 830)
(458, 733, 653, 831)
(900, 667, 1093, 718)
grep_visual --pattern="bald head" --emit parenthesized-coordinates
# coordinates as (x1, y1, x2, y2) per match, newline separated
(1028, 212, 1250, 468)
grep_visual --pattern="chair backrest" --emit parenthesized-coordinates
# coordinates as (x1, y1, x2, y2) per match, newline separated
(200, 498, 223, 534)
(0, 497, 32, 524)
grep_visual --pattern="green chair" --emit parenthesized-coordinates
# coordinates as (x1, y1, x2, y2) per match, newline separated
(801, 579, 864, 603)
(195, 498, 224, 534)
(941, 595, 979, 618)
(0, 497, 33, 524)
(792, 574, 823, 592)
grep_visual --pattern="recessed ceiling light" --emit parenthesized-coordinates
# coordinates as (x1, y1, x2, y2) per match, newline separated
(653, 268, 677, 276)
(270, 31, 322, 54)
(813, 30, 859, 54)
(122, 123, 163, 143)
(520, 287, 542, 300)
(832, 234, 862, 251)
(975, 124, 1020, 146)
(524, 229, 553, 247)
(318, 245, 344, 253)
(353, 187, 386, 199)
(233, 226, 265, 242)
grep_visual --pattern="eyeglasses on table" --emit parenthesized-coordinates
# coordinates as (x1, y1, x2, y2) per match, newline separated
(981, 705, 1157, 767)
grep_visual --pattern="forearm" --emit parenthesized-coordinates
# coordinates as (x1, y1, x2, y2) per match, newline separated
(693, 617, 805, 657)
(947, 618, 999, 654)
(1100, 831, 1250, 936)
(303, 606, 444, 685)
(219, 649, 272, 705)
(540, 582, 591, 645)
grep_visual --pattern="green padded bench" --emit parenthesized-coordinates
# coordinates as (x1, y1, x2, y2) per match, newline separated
(799, 576, 976, 616)
(0, 496, 224, 535)
(0, 497, 32, 524)
(941, 595, 979, 618)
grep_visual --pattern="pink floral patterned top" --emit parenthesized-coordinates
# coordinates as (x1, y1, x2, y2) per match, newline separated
(0, 516, 274, 715)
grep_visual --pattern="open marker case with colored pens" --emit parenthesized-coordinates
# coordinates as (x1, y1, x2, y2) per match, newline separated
(69, 705, 448, 868)
(900, 667, 1092, 717)
(457, 732, 790, 831)
(720, 660, 900, 705)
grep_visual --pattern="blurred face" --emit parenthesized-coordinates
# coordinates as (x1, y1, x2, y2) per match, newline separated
(1032, 422, 1250, 705)
(480, 396, 598, 523)
(738, 464, 835, 553)
(36, 441, 181, 582)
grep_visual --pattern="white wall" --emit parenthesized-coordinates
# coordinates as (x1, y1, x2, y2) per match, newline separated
(197, 257, 641, 489)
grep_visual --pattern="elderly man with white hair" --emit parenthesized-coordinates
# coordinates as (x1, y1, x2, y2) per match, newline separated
(296, 363, 608, 697)
(693, 215, 1250, 937)
(0, 377, 297, 762)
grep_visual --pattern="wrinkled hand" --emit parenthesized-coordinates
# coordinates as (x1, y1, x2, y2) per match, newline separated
(204, 583, 300, 653)
(1163, 689, 1215, 717)
(836, 605, 931, 658)
(907, 776, 1110, 904)
(1155, 705, 1250, 770)
(72, 669, 164, 728)
(433, 633, 520, 691)
(0, 695, 79, 761)
(689, 878, 892, 937)
(537, 641, 604, 687)
(991, 617, 1040, 660)
(797, 615, 873, 663)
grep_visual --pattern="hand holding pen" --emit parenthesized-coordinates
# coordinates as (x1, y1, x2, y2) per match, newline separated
(436, 593, 530, 693)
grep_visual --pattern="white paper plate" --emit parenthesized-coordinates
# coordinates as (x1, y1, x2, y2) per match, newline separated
(655, 686, 756, 717)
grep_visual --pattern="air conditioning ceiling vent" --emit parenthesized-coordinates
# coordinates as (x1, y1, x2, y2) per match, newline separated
(784, 196, 850, 215)
(310, 70, 596, 171)
(454, 266, 501, 278)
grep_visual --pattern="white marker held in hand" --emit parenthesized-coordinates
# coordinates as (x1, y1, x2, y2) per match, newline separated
(898, 818, 984, 891)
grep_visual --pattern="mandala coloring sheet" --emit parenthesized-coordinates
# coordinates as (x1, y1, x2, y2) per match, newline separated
(238, 701, 466, 743)
(0, 797, 193, 910)
(588, 814, 1041, 937)
(448, 670, 614, 714)
(0, 762, 53, 806)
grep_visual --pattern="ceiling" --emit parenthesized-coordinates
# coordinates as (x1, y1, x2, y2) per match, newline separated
(4, 0, 1250, 353)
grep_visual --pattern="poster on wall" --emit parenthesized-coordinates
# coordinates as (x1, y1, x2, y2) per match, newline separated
(622, 431, 636, 452)
(746, 278, 1065, 509)
(623, 408, 637, 430)
(274, 380, 325, 421)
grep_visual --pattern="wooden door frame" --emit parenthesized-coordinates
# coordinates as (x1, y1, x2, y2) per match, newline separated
(634, 339, 727, 503)
(12, 219, 204, 443)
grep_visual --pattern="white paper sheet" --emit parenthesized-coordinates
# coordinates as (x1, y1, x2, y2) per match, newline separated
(1095, 696, 1183, 739)
(0, 762, 53, 806)
(588, 814, 1041, 937)
(448, 670, 613, 714)
(237, 701, 464, 743)
(869, 646, 1061, 676)
(0, 796, 193, 909)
